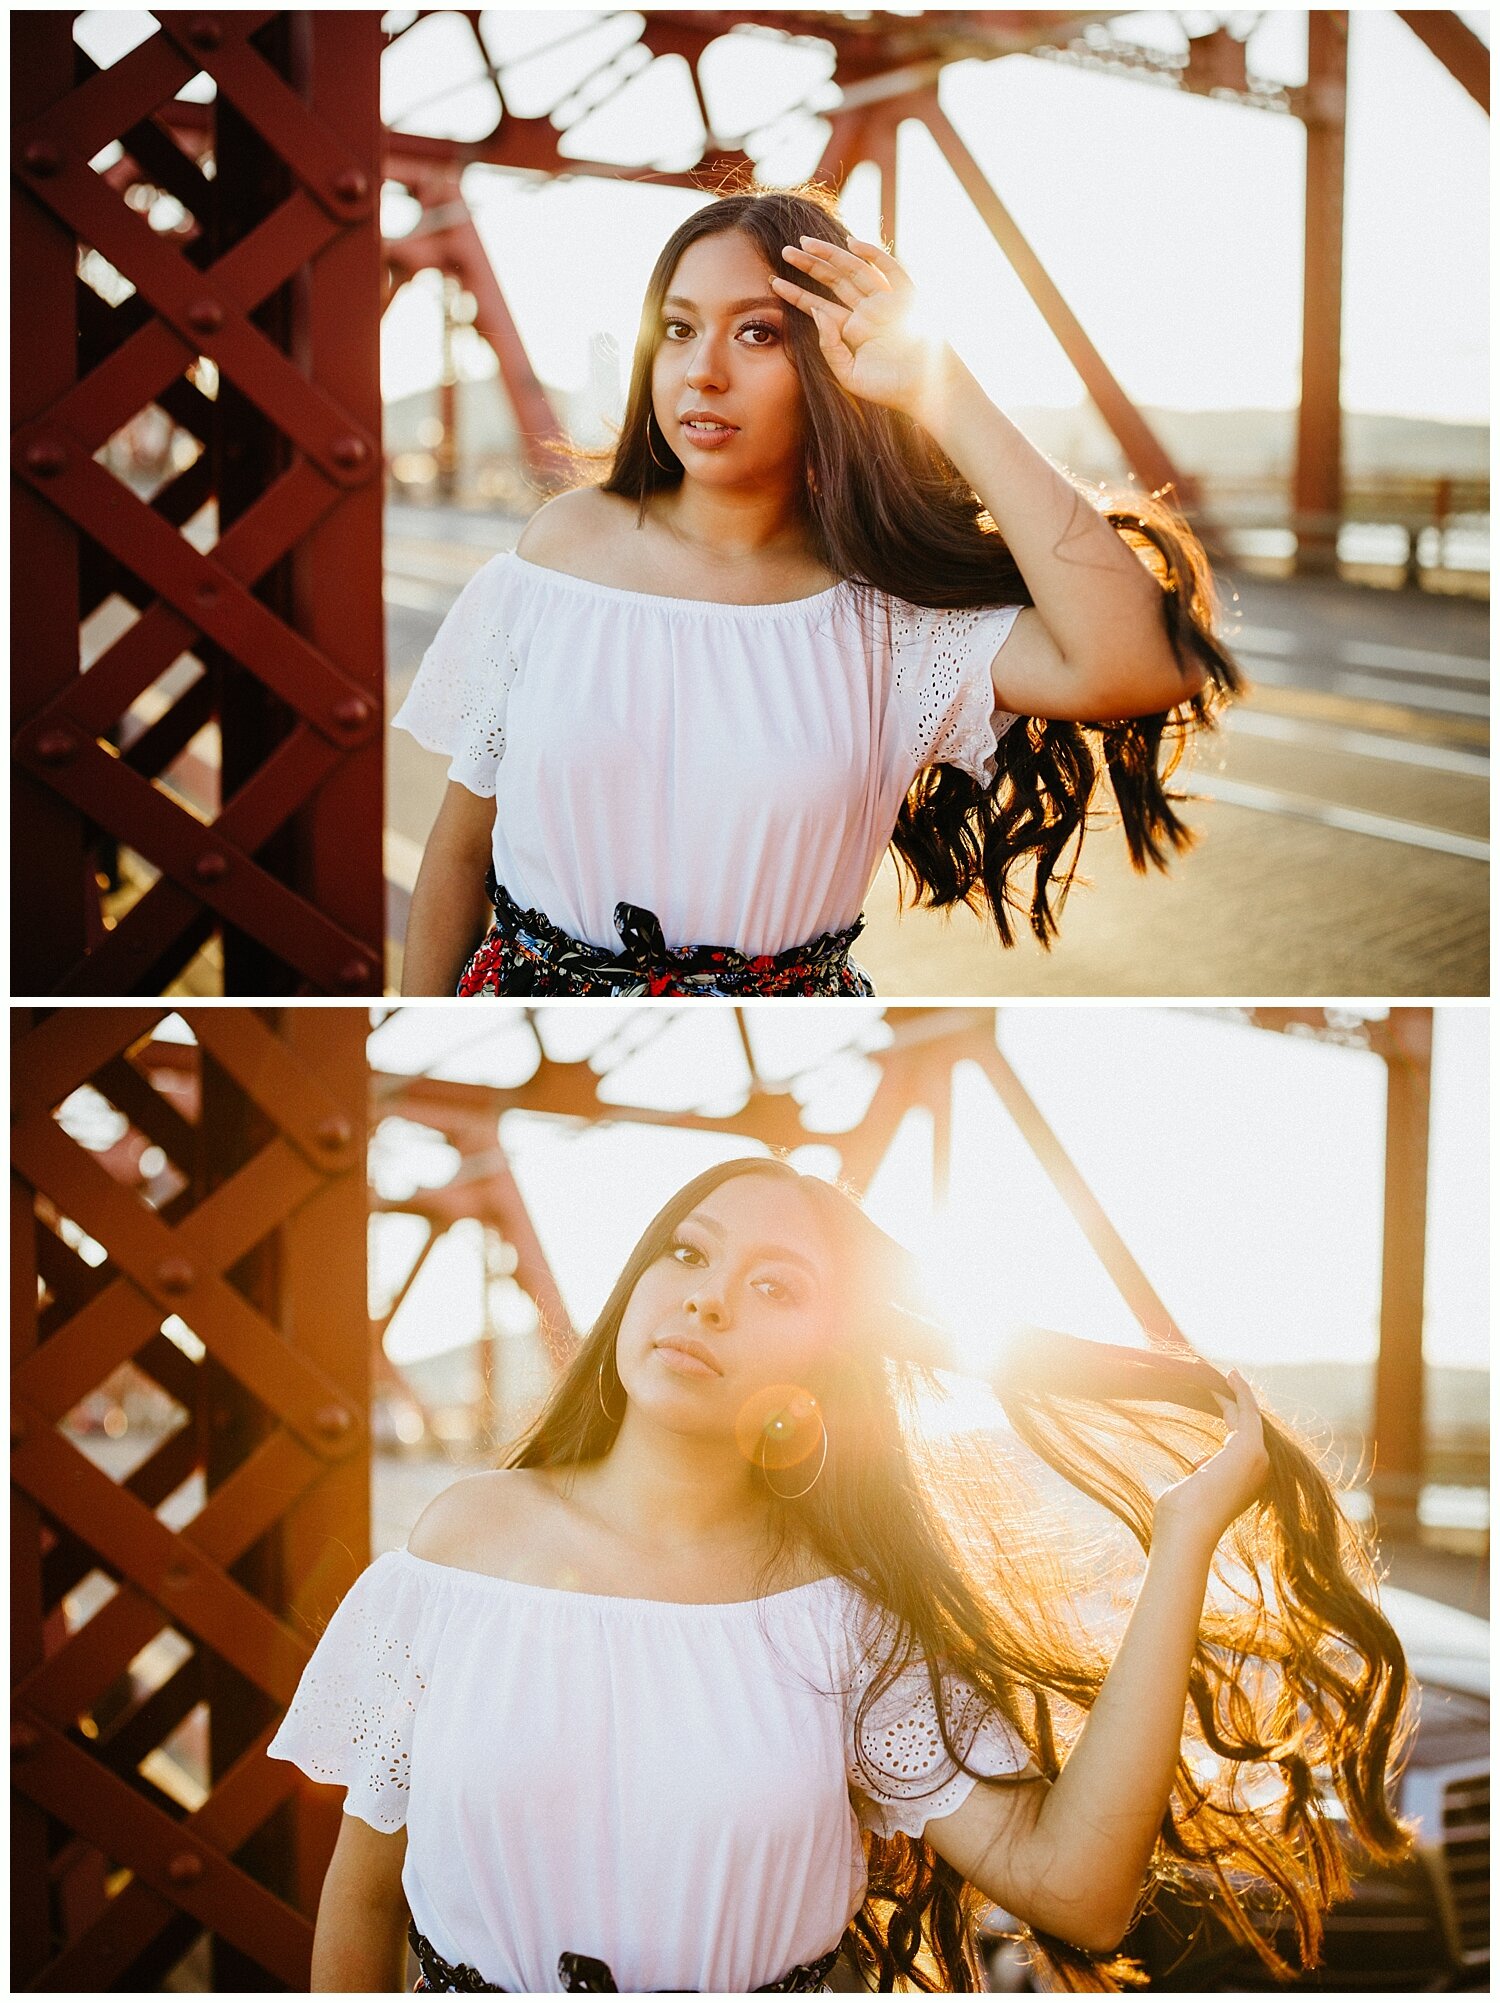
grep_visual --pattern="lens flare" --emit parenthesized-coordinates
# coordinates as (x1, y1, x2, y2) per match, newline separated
(734, 1383, 822, 1471)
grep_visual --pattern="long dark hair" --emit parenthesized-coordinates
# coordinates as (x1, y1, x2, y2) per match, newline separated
(500, 1157, 1413, 1992)
(559, 174, 1245, 949)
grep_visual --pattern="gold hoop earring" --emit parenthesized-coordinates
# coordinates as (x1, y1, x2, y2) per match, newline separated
(645, 412, 673, 471)
(597, 1349, 622, 1422)
(761, 1410, 828, 1501)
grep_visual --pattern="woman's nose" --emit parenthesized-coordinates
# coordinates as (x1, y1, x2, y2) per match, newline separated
(685, 339, 728, 391)
(685, 1289, 727, 1328)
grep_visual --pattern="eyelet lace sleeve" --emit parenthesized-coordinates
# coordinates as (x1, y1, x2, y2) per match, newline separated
(888, 598, 1024, 787)
(266, 1552, 431, 1832)
(844, 1623, 1037, 1840)
(390, 554, 524, 798)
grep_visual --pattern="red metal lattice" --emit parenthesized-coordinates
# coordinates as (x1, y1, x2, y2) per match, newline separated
(11, 1007, 370, 1989)
(12, 14, 385, 997)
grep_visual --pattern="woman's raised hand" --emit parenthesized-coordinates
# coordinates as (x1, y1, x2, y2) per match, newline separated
(1152, 1369, 1272, 1557)
(770, 234, 950, 417)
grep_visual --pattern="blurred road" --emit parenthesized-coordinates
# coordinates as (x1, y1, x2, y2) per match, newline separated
(384, 503, 1488, 997)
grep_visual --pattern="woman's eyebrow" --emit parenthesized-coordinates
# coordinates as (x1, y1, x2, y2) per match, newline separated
(663, 293, 784, 314)
(688, 1213, 819, 1276)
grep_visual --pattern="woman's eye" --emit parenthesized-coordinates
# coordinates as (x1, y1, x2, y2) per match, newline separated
(668, 1239, 705, 1266)
(660, 319, 779, 346)
(755, 1277, 796, 1303)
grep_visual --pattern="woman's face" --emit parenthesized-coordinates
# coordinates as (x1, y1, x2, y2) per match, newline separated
(614, 1175, 841, 1448)
(649, 230, 809, 487)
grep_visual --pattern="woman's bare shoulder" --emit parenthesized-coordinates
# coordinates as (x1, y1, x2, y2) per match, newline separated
(406, 1466, 550, 1569)
(514, 483, 627, 570)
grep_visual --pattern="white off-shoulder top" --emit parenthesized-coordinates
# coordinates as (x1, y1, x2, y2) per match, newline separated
(391, 552, 1022, 958)
(266, 1548, 1035, 1993)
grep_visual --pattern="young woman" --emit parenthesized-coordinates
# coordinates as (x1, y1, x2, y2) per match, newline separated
(269, 1157, 1411, 1993)
(394, 182, 1242, 996)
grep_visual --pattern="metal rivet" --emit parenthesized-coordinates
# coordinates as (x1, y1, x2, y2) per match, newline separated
(331, 435, 368, 470)
(167, 1851, 203, 1883)
(11, 1722, 41, 1759)
(24, 440, 67, 478)
(21, 141, 62, 178)
(333, 695, 370, 728)
(193, 851, 228, 883)
(162, 1563, 192, 1593)
(186, 298, 223, 336)
(155, 1257, 196, 1296)
(34, 728, 79, 764)
(332, 169, 369, 204)
(315, 1115, 353, 1152)
(338, 958, 373, 990)
(185, 18, 222, 52)
(314, 1404, 351, 1440)
(11, 1412, 26, 1446)
(194, 581, 218, 606)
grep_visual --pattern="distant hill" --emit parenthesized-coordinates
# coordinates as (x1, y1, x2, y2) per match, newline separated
(1247, 1360, 1486, 1437)
(1008, 405, 1489, 484)
(385, 380, 1487, 486)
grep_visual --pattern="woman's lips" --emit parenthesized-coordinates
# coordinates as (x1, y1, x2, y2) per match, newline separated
(678, 420, 738, 449)
(654, 1343, 720, 1378)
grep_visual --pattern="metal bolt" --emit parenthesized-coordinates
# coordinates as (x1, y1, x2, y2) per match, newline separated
(167, 1851, 203, 1883)
(331, 434, 369, 470)
(332, 169, 369, 204)
(194, 581, 218, 606)
(185, 17, 222, 51)
(315, 1115, 353, 1152)
(162, 1562, 192, 1593)
(11, 1722, 41, 1759)
(338, 958, 373, 991)
(155, 1257, 196, 1296)
(314, 1404, 352, 1440)
(21, 141, 61, 178)
(186, 298, 223, 336)
(24, 439, 67, 478)
(33, 728, 79, 764)
(333, 695, 370, 729)
(193, 851, 228, 883)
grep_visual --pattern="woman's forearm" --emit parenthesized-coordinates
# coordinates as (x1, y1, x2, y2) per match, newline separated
(310, 1889, 410, 1991)
(401, 833, 493, 996)
(1031, 1519, 1217, 1945)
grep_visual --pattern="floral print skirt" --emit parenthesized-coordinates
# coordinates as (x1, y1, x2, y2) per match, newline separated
(408, 1920, 842, 1992)
(456, 870, 875, 998)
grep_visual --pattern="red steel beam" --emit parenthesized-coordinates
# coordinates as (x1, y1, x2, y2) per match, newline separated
(386, 172, 573, 487)
(1397, 10, 1489, 114)
(1291, 10, 1348, 575)
(913, 87, 1201, 512)
(959, 1025, 1187, 1347)
(1371, 1008, 1432, 1535)
(292, 12, 389, 1002)
(11, 15, 93, 993)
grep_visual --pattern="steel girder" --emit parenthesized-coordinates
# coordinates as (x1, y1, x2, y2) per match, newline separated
(12, 14, 386, 998)
(12, 1006, 369, 1990)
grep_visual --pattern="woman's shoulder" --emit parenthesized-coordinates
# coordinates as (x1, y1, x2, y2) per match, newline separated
(406, 1466, 546, 1573)
(513, 483, 623, 574)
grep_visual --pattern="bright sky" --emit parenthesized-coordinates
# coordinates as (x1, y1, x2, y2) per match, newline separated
(71, 9, 1488, 418)
(367, 7, 1490, 420)
(366, 1006, 1488, 1385)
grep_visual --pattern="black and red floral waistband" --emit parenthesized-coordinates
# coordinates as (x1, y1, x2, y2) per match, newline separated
(407, 1919, 844, 1992)
(456, 870, 875, 998)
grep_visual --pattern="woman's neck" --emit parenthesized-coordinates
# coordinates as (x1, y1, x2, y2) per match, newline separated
(554, 1414, 775, 1556)
(650, 481, 811, 569)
